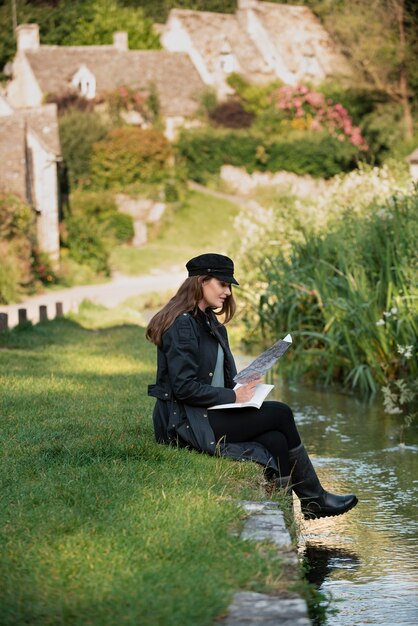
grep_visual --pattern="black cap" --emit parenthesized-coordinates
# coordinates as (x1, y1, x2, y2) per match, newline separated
(186, 253, 239, 285)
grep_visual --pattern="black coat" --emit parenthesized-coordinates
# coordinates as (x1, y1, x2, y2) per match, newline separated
(148, 310, 279, 471)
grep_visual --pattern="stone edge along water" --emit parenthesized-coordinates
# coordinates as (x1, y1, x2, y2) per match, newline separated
(220, 500, 311, 626)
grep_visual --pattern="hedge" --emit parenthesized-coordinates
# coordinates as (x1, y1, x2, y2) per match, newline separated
(175, 129, 361, 182)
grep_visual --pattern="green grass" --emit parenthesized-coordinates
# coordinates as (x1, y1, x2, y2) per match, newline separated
(0, 308, 296, 626)
(110, 190, 240, 275)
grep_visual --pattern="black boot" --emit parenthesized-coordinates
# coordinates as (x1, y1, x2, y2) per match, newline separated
(288, 444, 358, 520)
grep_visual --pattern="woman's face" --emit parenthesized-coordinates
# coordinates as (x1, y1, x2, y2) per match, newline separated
(199, 278, 231, 310)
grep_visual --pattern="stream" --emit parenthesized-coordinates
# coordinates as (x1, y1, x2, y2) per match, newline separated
(272, 382, 418, 626)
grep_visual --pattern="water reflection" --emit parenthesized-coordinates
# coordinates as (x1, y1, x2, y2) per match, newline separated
(272, 382, 418, 626)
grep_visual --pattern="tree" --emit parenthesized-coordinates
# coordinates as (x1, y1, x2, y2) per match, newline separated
(0, 0, 159, 77)
(69, 0, 160, 48)
(317, 0, 417, 138)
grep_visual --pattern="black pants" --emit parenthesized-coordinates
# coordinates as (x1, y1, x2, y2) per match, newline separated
(208, 401, 301, 476)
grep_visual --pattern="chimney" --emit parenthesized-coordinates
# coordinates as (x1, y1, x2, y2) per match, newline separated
(16, 24, 40, 51)
(113, 31, 128, 51)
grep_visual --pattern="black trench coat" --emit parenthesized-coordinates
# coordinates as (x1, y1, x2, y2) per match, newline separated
(148, 310, 279, 472)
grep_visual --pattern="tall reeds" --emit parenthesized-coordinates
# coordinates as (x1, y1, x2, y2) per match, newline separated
(255, 188, 417, 396)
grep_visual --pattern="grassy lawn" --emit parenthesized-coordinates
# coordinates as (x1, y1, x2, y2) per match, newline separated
(0, 306, 299, 626)
(110, 190, 240, 275)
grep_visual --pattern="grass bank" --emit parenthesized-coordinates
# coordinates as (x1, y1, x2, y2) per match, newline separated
(0, 306, 299, 626)
(110, 189, 240, 275)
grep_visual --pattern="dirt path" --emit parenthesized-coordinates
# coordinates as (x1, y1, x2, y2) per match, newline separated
(0, 270, 186, 329)
(1, 184, 251, 330)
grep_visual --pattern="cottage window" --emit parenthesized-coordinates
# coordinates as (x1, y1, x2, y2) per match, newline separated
(71, 66, 96, 100)
(220, 52, 237, 74)
(219, 37, 237, 75)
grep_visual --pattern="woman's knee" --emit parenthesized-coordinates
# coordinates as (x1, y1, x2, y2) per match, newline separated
(264, 401, 295, 424)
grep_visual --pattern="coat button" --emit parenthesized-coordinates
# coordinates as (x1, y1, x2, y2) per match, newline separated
(209, 372, 213, 377)
(164, 393, 168, 397)
(186, 425, 189, 429)
(203, 413, 207, 418)
(173, 412, 176, 415)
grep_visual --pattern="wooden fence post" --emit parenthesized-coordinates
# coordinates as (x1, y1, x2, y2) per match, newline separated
(0, 313, 8, 330)
(39, 305, 48, 322)
(18, 308, 27, 325)
(56, 302, 63, 318)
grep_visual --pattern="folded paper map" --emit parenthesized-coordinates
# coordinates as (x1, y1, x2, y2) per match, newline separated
(233, 334, 292, 384)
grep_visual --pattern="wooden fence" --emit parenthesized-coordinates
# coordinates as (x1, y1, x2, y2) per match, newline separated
(0, 302, 64, 331)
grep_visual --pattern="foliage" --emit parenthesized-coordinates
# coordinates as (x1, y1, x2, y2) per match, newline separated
(314, 0, 418, 138)
(90, 127, 172, 189)
(105, 83, 160, 126)
(121, 0, 237, 22)
(0, 192, 36, 303)
(61, 190, 134, 274)
(59, 109, 109, 188)
(270, 83, 369, 150)
(0, 313, 296, 625)
(208, 99, 254, 129)
(68, 0, 160, 48)
(198, 87, 218, 116)
(242, 183, 417, 396)
(176, 128, 361, 182)
(227, 73, 281, 115)
(45, 90, 95, 114)
(61, 212, 110, 274)
(227, 74, 369, 150)
(31, 247, 59, 285)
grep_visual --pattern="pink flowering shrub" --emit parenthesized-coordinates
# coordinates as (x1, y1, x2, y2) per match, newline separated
(105, 85, 156, 124)
(271, 84, 369, 151)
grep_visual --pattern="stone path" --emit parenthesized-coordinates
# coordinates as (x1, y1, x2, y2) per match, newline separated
(221, 501, 311, 626)
(0, 270, 186, 329)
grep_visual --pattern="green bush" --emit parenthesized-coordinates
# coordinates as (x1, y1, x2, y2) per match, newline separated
(176, 128, 360, 182)
(90, 127, 172, 189)
(0, 192, 36, 304)
(59, 109, 108, 188)
(61, 214, 110, 275)
(69, 190, 134, 243)
(61, 191, 134, 274)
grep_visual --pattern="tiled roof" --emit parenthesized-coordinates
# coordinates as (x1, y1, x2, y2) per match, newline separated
(168, 9, 275, 83)
(0, 117, 27, 198)
(253, 2, 350, 78)
(16, 104, 61, 157)
(24, 48, 205, 116)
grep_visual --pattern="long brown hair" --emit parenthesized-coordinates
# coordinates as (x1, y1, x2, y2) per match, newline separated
(145, 276, 236, 346)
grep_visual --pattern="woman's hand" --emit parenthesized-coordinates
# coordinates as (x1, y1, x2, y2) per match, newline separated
(234, 378, 262, 403)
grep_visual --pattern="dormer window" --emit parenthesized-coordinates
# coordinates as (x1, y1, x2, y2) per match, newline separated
(220, 39, 237, 74)
(71, 65, 96, 99)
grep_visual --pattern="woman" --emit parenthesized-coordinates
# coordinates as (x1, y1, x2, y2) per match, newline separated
(146, 253, 358, 519)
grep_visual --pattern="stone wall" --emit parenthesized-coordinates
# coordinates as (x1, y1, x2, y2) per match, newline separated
(220, 164, 327, 197)
(115, 194, 166, 246)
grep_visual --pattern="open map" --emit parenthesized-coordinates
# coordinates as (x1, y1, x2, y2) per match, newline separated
(234, 334, 292, 384)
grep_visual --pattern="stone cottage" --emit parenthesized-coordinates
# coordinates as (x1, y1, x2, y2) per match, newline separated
(0, 95, 61, 263)
(162, 0, 351, 98)
(6, 24, 205, 139)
